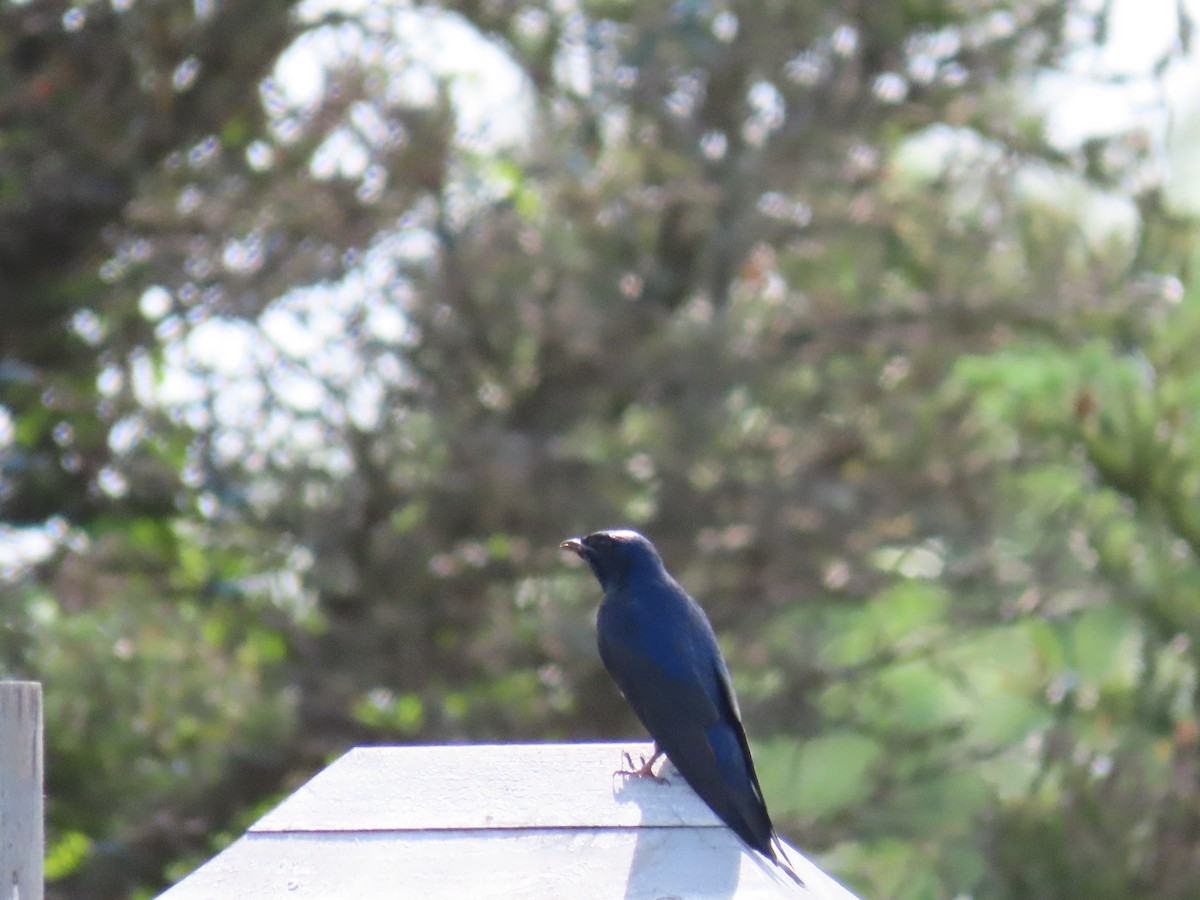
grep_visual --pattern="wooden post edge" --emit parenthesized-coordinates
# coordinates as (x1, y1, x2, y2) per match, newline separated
(0, 681, 44, 900)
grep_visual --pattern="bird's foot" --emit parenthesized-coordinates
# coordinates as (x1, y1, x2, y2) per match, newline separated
(616, 748, 668, 783)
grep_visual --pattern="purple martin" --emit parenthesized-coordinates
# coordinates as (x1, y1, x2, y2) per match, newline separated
(562, 528, 803, 887)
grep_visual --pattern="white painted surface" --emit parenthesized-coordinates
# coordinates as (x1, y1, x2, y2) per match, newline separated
(158, 742, 861, 899)
(253, 741, 719, 832)
(0, 681, 44, 900)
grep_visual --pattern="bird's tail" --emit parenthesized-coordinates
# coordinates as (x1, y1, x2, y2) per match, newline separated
(770, 836, 806, 889)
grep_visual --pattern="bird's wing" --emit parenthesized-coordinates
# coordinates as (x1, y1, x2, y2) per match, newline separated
(704, 654, 777, 855)
(597, 620, 776, 857)
(597, 621, 717, 731)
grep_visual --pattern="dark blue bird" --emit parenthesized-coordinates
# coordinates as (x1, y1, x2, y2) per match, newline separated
(561, 528, 803, 887)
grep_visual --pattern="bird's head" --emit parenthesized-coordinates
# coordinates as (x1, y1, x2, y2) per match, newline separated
(560, 529, 664, 591)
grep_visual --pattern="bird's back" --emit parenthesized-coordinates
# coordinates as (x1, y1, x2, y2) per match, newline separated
(597, 574, 778, 859)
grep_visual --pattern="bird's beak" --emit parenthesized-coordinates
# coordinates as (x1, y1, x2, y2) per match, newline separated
(560, 537, 584, 554)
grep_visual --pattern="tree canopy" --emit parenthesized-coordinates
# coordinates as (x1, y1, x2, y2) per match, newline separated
(2, 1, 1200, 897)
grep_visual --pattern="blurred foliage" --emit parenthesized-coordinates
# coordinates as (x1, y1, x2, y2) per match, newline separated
(2, 0, 1200, 897)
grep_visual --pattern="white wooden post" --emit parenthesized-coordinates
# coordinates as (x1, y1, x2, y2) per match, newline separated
(0, 681, 44, 900)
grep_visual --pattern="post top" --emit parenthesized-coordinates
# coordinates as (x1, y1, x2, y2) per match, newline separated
(253, 741, 720, 833)
(158, 741, 862, 899)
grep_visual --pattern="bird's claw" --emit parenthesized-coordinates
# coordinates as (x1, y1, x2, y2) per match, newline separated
(616, 749, 668, 783)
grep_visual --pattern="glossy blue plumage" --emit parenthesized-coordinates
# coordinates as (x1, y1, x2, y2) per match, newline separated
(562, 528, 802, 886)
